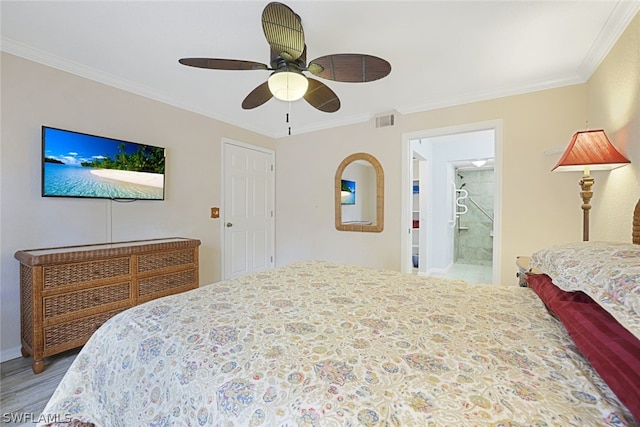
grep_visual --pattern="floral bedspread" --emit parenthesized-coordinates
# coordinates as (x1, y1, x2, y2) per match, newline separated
(530, 241, 640, 340)
(39, 261, 637, 426)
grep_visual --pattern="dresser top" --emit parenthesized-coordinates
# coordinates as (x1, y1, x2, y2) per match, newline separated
(15, 237, 200, 266)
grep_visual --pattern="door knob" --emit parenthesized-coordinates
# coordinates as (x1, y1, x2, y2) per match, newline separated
(226, 222, 233, 227)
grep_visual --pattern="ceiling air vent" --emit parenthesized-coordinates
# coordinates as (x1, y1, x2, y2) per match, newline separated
(375, 113, 395, 128)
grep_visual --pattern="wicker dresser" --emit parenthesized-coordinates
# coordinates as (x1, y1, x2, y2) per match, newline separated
(15, 237, 200, 373)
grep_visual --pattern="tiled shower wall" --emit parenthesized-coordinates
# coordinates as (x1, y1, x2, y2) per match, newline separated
(454, 169, 494, 266)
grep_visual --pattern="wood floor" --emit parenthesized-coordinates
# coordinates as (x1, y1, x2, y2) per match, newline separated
(0, 349, 79, 426)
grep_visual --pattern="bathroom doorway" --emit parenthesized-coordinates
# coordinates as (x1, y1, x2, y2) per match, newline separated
(401, 120, 501, 284)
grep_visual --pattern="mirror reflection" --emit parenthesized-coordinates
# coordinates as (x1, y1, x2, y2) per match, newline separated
(335, 153, 384, 232)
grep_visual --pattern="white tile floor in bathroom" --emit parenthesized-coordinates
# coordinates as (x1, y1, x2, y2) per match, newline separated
(430, 263, 493, 284)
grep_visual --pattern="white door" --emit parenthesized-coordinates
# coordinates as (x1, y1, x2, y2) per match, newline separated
(223, 141, 275, 280)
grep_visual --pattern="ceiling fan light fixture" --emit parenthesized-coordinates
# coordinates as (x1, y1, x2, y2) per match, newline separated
(268, 69, 309, 101)
(179, 2, 390, 112)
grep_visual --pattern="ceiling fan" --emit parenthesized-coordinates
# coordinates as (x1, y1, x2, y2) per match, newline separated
(179, 2, 391, 113)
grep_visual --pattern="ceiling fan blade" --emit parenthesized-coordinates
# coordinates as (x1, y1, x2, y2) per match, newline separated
(308, 54, 391, 82)
(242, 81, 273, 110)
(262, 2, 305, 62)
(304, 78, 340, 113)
(299, 44, 307, 65)
(179, 58, 269, 71)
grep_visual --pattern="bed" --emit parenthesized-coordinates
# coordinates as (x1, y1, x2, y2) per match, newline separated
(38, 202, 640, 426)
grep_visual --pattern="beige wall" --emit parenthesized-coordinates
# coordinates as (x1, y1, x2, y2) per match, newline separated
(0, 53, 275, 360)
(275, 85, 588, 279)
(587, 11, 640, 241)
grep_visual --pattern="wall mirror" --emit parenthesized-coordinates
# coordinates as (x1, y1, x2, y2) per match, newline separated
(335, 152, 384, 232)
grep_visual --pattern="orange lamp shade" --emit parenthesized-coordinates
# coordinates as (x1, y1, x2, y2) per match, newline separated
(552, 129, 630, 172)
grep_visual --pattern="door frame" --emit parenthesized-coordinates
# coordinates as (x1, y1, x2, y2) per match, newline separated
(221, 138, 276, 280)
(400, 119, 502, 283)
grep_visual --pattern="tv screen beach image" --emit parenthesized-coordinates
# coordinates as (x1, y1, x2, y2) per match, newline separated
(42, 127, 165, 200)
(341, 179, 356, 205)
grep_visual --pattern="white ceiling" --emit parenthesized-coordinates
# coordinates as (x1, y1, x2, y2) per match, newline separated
(2, 1, 639, 138)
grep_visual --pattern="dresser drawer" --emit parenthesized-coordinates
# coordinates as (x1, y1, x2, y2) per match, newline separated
(44, 307, 128, 352)
(43, 257, 130, 289)
(138, 269, 196, 297)
(43, 282, 131, 319)
(137, 249, 195, 273)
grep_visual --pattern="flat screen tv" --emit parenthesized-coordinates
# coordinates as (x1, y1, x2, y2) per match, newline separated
(42, 126, 165, 200)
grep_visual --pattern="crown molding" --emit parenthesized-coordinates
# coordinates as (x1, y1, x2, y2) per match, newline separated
(1, 37, 277, 138)
(577, 1, 640, 80)
(395, 73, 583, 116)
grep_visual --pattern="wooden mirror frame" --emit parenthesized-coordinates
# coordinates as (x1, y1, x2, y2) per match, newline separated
(335, 152, 384, 232)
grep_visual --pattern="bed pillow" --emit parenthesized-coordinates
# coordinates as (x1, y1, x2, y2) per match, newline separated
(551, 299, 640, 422)
(530, 241, 640, 340)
